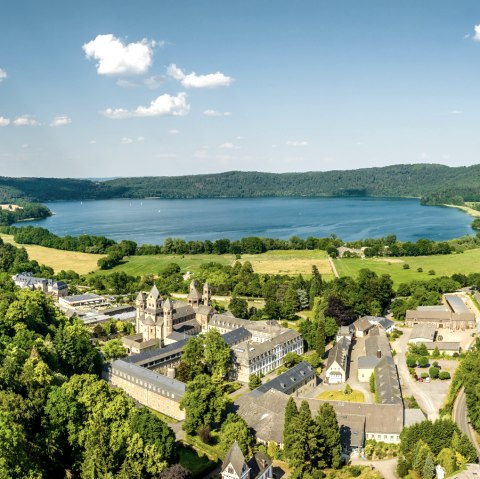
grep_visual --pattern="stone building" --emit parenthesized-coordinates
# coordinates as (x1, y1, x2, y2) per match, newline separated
(109, 359, 186, 420)
(13, 272, 68, 299)
(406, 294, 475, 330)
(134, 281, 214, 345)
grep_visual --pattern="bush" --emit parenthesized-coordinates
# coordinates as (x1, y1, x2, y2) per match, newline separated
(348, 466, 362, 477)
(406, 355, 417, 368)
(417, 267, 423, 272)
(429, 367, 440, 379)
(344, 384, 352, 395)
(428, 269, 436, 275)
(421, 372, 429, 379)
(403, 264, 410, 270)
(439, 371, 451, 380)
(417, 356, 429, 368)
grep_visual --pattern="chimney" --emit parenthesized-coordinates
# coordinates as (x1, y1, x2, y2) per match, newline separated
(377, 349, 382, 359)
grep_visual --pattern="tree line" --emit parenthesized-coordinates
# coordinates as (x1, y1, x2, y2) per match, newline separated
(4, 164, 480, 203)
(0, 202, 51, 226)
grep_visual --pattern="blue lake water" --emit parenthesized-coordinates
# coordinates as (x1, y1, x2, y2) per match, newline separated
(18, 197, 474, 244)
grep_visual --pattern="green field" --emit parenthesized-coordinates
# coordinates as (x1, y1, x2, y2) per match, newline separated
(335, 249, 480, 286)
(108, 253, 234, 276)
(110, 249, 335, 278)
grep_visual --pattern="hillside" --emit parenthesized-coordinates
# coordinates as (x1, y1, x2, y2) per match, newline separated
(2, 163, 480, 204)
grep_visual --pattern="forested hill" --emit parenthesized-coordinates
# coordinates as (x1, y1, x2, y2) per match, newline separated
(2, 163, 480, 203)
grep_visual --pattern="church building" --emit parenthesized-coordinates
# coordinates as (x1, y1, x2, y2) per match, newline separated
(135, 281, 214, 345)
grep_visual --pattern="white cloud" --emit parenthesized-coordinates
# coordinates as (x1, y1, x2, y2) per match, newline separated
(143, 75, 166, 89)
(121, 137, 133, 144)
(137, 136, 145, 142)
(14, 115, 40, 126)
(116, 75, 166, 89)
(168, 129, 180, 134)
(50, 115, 72, 127)
(286, 140, 308, 146)
(167, 63, 233, 88)
(0, 116, 10, 127)
(473, 24, 480, 41)
(83, 34, 155, 76)
(203, 109, 232, 117)
(219, 142, 239, 150)
(0, 69, 7, 82)
(451, 110, 462, 115)
(103, 92, 190, 119)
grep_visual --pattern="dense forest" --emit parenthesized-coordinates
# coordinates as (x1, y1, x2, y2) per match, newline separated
(2, 163, 480, 204)
(0, 202, 51, 226)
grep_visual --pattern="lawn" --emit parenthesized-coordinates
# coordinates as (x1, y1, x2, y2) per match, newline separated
(109, 253, 234, 276)
(0, 234, 104, 275)
(177, 443, 218, 478)
(316, 389, 365, 403)
(334, 249, 480, 286)
(241, 249, 334, 278)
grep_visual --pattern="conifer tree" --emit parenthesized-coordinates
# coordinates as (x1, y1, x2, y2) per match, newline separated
(315, 403, 342, 468)
(422, 453, 435, 479)
(283, 397, 298, 460)
(413, 441, 432, 474)
(309, 266, 323, 309)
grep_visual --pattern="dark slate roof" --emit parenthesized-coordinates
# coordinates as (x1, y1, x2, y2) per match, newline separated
(248, 452, 272, 479)
(410, 324, 436, 341)
(375, 356, 402, 405)
(222, 327, 252, 346)
(377, 318, 395, 330)
(445, 295, 471, 314)
(354, 316, 375, 332)
(358, 356, 380, 370)
(253, 361, 315, 395)
(124, 339, 188, 366)
(221, 441, 246, 476)
(326, 337, 350, 371)
(111, 360, 186, 399)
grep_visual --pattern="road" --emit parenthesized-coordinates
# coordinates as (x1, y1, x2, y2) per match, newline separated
(453, 387, 480, 460)
(350, 457, 398, 479)
(394, 332, 438, 420)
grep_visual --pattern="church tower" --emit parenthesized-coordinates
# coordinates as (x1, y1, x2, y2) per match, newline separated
(187, 280, 202, 308)
(135, 292, 146, 334)
(202, 282, 212, 306)
(163, 298, 174, 338)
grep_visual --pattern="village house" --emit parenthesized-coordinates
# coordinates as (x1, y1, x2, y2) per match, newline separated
(325, 336, 351, 384)
(220, 441, 273, 479)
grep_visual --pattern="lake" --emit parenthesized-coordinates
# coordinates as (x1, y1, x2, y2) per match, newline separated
(18, 197, 473, 244)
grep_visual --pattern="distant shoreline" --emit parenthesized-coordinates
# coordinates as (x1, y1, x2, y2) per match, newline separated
(444, 204, 480, 219)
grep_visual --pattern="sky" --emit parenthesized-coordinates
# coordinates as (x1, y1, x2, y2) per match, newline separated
(1, 0, 480, 178)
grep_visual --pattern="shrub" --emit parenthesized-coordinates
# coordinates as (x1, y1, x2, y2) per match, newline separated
(344, 384, 352, 395)
(439, 371, 451, 380)
(417, 356, 429, 368)
(403, 264, 410, 270)
(417, 267, 423, 272)
(428, 269, 436, 275)
(421, 372, 429, 379)
(348, 466, 362, 477)
(406, 355, 417, 368)
(429, 367, 440, 379)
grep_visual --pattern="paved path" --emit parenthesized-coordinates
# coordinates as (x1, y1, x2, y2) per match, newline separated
(350, 457, 398, 479)
(453, 387, 480, 461)
(394, 332, 438, 420)
(328, 255, 339, 278)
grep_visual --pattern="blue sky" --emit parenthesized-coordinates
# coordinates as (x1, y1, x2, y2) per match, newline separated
(1, 0, 480, 177)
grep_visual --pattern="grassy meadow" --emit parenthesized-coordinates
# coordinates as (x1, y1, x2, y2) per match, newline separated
(111, 249, 335, 278)
(334, 249, 480, 286)
(0, 234, 104, 275)
(241, 249, 333, 278)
